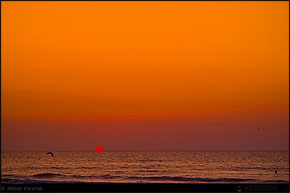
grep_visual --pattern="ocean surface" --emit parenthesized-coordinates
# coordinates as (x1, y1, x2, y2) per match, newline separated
(1, 151, 289, 184)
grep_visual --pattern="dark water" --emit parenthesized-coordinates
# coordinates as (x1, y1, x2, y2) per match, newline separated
(1, 151, 289, 183)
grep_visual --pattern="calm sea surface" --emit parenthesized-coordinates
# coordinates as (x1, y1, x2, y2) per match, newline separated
(1, 151, 289, 183)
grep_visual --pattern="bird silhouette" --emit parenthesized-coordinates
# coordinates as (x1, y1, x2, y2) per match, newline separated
(47, 152, 54, 157)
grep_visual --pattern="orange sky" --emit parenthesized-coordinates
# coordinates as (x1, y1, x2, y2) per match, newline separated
(1, 1, 289, 151)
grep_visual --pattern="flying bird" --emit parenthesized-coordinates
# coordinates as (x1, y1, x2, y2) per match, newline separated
(47, 152, 54, 157)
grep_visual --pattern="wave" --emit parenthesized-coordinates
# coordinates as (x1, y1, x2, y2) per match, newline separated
(135, 170, 159, 173)
(2, 174, 24, 178)
(138, 159, 163, 162)
(127, 176, 256, 182)
(32, 173, 64, 178)
(31, 173, 120, 180)
(234, 166, 287, 171)
(2, 177, 289, 184)
(1, 178, 96, 184)
(70, 174, 120, 179)
(4, 173, 256, 183)
(5, 172, 285, 183)
(262, 180, 289, 183)
(50, 166, 70, 170)
(1, 178, 25, 184)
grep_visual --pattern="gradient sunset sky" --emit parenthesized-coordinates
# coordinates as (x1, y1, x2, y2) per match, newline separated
(1, 1, 289, 151)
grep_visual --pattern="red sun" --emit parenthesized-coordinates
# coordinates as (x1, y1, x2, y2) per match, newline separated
(96, 146, 104, 151)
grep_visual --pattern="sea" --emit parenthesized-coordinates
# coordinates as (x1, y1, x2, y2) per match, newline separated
(1, 151, 289, 184)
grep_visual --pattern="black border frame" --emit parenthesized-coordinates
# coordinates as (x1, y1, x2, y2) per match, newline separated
(1, 0, 289, 192)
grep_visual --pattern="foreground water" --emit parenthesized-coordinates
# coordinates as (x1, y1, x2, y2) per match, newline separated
(1, 151, 289, 183)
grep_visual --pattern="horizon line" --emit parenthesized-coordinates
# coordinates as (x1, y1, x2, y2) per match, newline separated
(1, 149, 289, 152)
